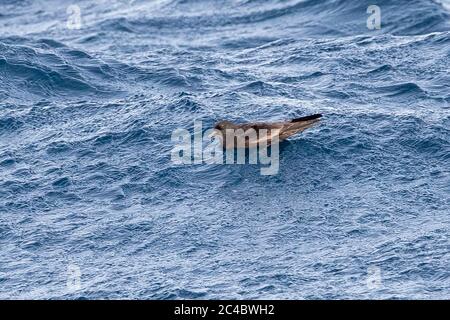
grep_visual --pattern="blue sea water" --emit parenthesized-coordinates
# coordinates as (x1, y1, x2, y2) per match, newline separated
(0, 0, 449, 299)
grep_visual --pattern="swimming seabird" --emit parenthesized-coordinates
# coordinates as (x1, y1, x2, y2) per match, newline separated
(213, 114, 322, 149)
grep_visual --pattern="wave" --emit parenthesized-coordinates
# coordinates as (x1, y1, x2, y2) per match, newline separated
(85, 0, 450, 38)
(0, 38, 128, 101)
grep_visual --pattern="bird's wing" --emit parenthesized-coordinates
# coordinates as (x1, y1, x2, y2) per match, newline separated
(227, 123, 283, 147)
(224, 116, 321, 147)
(279, 118, 321, 140)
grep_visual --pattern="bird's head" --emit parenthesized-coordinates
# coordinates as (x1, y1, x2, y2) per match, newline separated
(214, 120, 235, 131)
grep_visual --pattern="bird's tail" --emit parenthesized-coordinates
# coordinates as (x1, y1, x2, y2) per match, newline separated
(291, 114, 322, 123)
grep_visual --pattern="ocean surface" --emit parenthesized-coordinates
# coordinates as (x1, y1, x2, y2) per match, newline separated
(0, 0, 449, 299)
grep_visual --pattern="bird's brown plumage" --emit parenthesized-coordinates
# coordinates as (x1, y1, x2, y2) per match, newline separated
(213, 114, 322, 149)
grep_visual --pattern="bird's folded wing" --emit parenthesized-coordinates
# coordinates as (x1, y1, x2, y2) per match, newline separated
(253, 128, 282, 146)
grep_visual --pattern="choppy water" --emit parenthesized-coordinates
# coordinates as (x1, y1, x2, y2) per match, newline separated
(0, 0, 449, 299)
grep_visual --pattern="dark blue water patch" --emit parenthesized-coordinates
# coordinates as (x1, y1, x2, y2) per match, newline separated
(0, 158, 16, 167)
(52, 177, 71, 188)
(273, 71, 327, 84)
(367, 64, 395, 74)
(0, 115, 24, 135)
(46, 141, 73, 155)
(37, 38, 67, 48)
(373, 82, 427, 98)
(219, 36, 279, 50)
(237, 80, 289, 97)
(167, 95, 201, 112)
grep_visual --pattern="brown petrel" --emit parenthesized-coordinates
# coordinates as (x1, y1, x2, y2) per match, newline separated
(212, 114, 322, 149)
